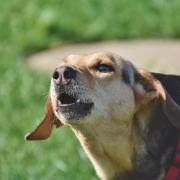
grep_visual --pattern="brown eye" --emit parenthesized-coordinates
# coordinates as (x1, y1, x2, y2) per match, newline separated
(95, 64, 114, 73)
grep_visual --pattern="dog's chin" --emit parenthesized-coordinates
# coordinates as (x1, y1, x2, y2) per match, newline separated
(56, 93, 94, 121)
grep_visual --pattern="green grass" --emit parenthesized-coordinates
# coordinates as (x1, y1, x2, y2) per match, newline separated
(0, 49, 97, 180)
(1, 0, 180, 53)
(1, 0, 180, 179)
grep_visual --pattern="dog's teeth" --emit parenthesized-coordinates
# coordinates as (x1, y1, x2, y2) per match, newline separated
(77, 99, 80, 103)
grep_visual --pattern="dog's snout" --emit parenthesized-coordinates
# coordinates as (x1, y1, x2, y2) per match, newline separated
(53, 66, 76, 84)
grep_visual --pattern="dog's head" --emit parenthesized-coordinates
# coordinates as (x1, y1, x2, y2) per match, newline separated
(25, 52, 180, 140)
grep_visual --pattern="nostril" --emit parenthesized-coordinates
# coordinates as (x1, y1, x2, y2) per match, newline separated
(64, 70, 71, 79)
(63, 67, 76, 79)
(53, 71, 59, 80)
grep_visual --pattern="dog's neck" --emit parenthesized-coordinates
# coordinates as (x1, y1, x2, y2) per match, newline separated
(127, 102, 178, 180)
(69, 103, 178, 180)
(70, 115, 136, 180)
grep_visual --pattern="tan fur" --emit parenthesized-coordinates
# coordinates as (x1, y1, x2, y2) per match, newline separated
(51, 52, 168, 179)
(72, 121, 133, 180)
(51, 52, 139, 179)
(50, 52, 137, 179)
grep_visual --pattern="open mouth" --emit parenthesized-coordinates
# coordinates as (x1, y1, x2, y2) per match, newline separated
(59, 93, 78, 105)
(57, 93, 94, 120)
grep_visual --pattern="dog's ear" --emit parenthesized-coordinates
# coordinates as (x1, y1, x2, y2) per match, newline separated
(122, 62, 180, 129)
(25, 95, 62, 141)
(162, 91, 180, 129)
(133, 69, 166, 106)
(122, 62, 164, 105)
(133, 69, 180, 130)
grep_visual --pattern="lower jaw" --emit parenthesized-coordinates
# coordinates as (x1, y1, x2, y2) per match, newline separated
(60, 111, 87, 121)
(57, 102, 94, 121)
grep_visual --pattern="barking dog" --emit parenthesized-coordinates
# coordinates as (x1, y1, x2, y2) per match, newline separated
(25, 52, 180, 180)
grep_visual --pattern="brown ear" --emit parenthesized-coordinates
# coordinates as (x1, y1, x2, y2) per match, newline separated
(132, 69, 165, 106)
(122, 62, 165, 105)
(25, 95, 62, 141)
(132, 69, 180, 129)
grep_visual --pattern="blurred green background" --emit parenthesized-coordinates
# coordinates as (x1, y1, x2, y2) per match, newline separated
(1, 0, 180, 179)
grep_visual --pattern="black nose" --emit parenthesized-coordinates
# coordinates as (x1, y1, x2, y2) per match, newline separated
(53, 66, 76, 84)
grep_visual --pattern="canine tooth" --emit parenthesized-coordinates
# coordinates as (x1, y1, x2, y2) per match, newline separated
(77, 99, 80, 103)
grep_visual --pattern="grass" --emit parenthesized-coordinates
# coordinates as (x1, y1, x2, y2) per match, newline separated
(0, 49, 97, 180)
(1, 0, 180, 53)
(0, 0, 180, 179)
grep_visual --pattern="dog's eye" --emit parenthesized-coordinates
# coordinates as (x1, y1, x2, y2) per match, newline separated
(95, 64, 114, 73)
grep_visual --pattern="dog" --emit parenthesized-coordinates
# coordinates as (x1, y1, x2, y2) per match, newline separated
(25, 52, 180, 180)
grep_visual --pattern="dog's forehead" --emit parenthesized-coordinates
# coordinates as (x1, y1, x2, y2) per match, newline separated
(60, 52, 125, 68)
(62, 54, 87, 67)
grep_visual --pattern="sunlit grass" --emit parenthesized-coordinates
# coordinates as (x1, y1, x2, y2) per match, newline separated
(1, 0, 180, 53)
(0, 51, 97, 179)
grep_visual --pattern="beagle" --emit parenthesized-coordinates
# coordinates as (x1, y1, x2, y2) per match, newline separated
(25, 52, 180, 180)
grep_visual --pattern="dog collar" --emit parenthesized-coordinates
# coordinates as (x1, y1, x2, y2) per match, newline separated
(164, 139, 180, 180)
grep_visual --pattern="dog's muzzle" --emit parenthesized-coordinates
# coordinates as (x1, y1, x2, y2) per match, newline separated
(52, 66, 94, 120)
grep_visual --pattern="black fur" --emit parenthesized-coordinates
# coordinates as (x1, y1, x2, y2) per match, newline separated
(152, 73, 180, 105)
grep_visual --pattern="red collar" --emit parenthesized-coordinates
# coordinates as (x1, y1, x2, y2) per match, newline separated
(164, 139, 180, 180)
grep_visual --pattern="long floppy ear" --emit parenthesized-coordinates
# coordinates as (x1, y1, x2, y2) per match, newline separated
(25, 95, 62, 141)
